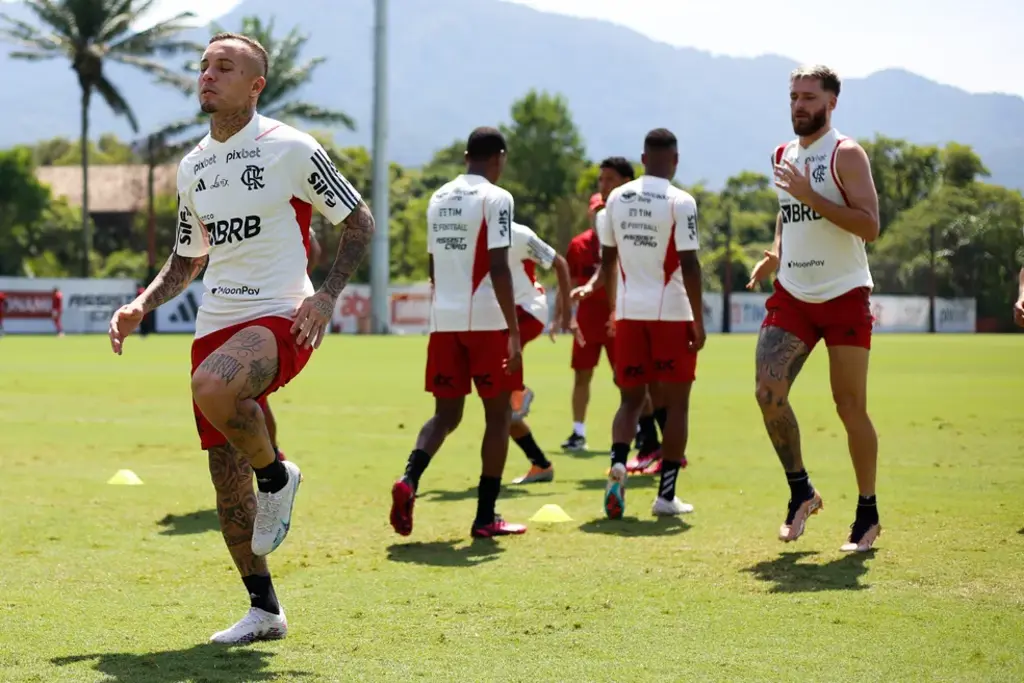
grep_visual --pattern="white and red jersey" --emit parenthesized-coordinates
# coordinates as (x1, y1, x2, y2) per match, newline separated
(599, 176, 700, 321)
(426, 174, 514, 332)
(773, 127, 873, 303)
(174, 113, 361, 338)
(510, 222, 557, 323)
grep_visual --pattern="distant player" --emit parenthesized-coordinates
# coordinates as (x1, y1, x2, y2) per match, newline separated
(0, 290, 6, 336)
(390, 127, 527, 539)
(51, 287, 63, 336)
(108, 33, 374, 643)
(1014, 243, 1024, 327)
(561, 159, 634, 452)
(508, 220, 573, 484)
(265, 229, 320, 464)
(746, 65, 881, 552)
(593, 129, 705, 519)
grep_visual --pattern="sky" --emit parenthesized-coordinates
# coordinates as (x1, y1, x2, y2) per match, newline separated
(141, 0, 1024, 97)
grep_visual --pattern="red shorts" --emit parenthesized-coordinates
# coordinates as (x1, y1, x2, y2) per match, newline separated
(762, 281, 873, 350)
(572, 319, 615, 371)
(517, 306, 545, 346)
(190, 315, 313, 450)
(425, 329, 525, 399)
(613, 320, 697, 388)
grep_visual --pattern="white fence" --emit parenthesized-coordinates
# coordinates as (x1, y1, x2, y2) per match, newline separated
(0, 277, 977, 335)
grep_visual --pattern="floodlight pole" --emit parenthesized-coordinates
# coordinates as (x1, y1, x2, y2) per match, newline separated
(369, 0, 391, 334)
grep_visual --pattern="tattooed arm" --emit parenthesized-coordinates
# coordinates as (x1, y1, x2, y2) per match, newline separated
(318, 201, 375, 302)
(138, 253, 208, 314)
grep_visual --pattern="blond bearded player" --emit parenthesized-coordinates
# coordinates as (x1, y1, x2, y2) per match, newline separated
(747, 65, 882, 553)
(108, 33, 374, 643)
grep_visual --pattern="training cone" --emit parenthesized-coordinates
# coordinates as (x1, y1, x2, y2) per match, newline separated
(529, 503, 572, 523)
(107, 469, 143, 486)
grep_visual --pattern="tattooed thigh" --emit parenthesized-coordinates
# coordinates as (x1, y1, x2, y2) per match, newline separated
(754, 326, 811, 406)
(193, 326, 280, 402)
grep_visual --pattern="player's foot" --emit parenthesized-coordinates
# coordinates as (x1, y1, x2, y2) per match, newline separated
(779, 490, 823, 542)
(627, 448, 661, 474)
(604, 462, 627, 519)
(561, 432, 587, 452)
(471, 514, 527, 538)
(651, 496, 694, 516)
(840, 519, 881, 553)
(512, 465, 554, 484)
(251, 460, 302, 556)
(390, 477, 416, 537)
(209, 606, 287, 644)
(511, 387, 535, 422)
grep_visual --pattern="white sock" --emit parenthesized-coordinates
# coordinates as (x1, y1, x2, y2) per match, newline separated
(573, 422, 586, 437)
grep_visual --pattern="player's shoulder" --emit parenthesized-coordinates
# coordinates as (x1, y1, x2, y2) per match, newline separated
(668, 184, 697, 204)
(568, 228, 594, 248)
(834, 131, 864, 155)
(252, 116, 322, 155)
(484, 182, 514, 205)
(772, 140, 798, 164)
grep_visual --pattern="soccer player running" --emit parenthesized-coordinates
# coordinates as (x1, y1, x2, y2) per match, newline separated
(1014, 255, 1024, 328)
(390, 127, 527, 539)
(51, 287, 63, 336)
(508, 220, 573, 484)
(561, 159, 635, 452)
(107, 33, 374, 642)
(593, 129, 705, 519)
(747, 65, 881, 552)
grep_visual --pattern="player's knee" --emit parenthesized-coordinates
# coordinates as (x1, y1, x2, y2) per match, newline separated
(191, 370, 232, 412)
(434, 404, 463, 432)
(755, 381, 788, 413)
(574, 370, 593, 388)
(833, 392, 867, 424)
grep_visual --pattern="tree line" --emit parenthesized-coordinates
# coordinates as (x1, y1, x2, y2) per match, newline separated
(2, 3, 1023, 329)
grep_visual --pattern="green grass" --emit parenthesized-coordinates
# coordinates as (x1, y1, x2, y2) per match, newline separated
(1, 333, 1022, 682)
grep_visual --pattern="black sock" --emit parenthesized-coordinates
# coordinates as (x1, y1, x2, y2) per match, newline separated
(856, 495, 879, 524)
(474, 475, 501, 526)
(514, 433, 551, 468)
(653, 407, 668, 434)
(638, 415, 659, 447)
(404, 449, 432, 491)
(785, 469, 814, 503)
(253, 459, 289, 494)
(242, 574, 280, 615)
(658, 459, 681, 500)
(610, 442, 630, 468)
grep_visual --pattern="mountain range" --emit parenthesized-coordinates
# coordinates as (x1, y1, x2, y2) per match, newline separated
(2, 0, 1023, 190)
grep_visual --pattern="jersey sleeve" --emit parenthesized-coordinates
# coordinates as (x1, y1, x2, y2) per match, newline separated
(673, 193, 700, 252)
(173, 166, 210, 258)
(515, 223, 557, 270)
(596, 206, 616, 248)
(484, 189, 514, 250)
(293, 136, 363, 224)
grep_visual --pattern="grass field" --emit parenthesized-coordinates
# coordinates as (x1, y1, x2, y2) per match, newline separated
(0, 333, 1022, 682)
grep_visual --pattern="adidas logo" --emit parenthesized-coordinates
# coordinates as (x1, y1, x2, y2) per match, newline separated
(169, 291, 200, 323)
(196, 179, 207, 192)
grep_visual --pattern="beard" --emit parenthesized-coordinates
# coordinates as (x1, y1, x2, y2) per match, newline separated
(200, 101, 217, 114)
(792, 107, 827, 136)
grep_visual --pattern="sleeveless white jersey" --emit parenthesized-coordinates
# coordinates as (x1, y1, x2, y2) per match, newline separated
(426, 174, 515, 332)
(598, 176, 700, 321)
(175, 114, 362, 338)
(509, 222, 557, 323)
(773, 127, 873, 303)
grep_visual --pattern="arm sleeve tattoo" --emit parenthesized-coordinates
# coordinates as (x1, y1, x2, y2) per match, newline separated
(319, 201, 375, 299)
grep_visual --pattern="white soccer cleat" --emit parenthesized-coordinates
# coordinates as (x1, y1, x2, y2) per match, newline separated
(651, 496, 694, 516)
(209, 606, 287, 644)
(252, 460, 302, 556)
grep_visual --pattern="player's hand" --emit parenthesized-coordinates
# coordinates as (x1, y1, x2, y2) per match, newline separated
(774, 160, 814, 204)
(291, 291, 335, 350)
(1014, 298, 1024, 327)
(108, 301, 145, 355)
(505, 332, 523, 375)
(688, 321, 707, 353)
(606, 315, 616, 338)
(571, 284, 593, 301)
(746, 250, 780, 290)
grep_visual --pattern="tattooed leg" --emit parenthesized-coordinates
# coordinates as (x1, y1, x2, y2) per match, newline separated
(192, 326, 280, 469)
(208, 444, 267, 577)
(754, 326, 811, 472)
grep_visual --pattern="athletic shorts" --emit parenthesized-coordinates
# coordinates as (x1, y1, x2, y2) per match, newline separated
(190, 315, 313, 450)
(572, 319, 615, 371)
(613, 320, 697, 388)
(762, 281, 873, 350)
(517, 306, 545, 347)
(425, 329, 525, 399)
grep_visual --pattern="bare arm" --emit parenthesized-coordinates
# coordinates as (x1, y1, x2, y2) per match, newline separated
(308, 231, 322, 269)
(680, 251, 703, 330)
(319, 201, 375, 304)
(772, 212, 782, 258)
(1018, 267, 1024, 302)
(490, 248, 520, 337)
(805, 141, 881, 242)
(138, 253, 207, 314)
(552, 254, 572, 316)
(599, 246, 618, 313)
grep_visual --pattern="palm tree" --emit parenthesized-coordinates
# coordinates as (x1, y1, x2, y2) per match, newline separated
(156, 15, 355, 155)
(0, 0, 200, 277)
